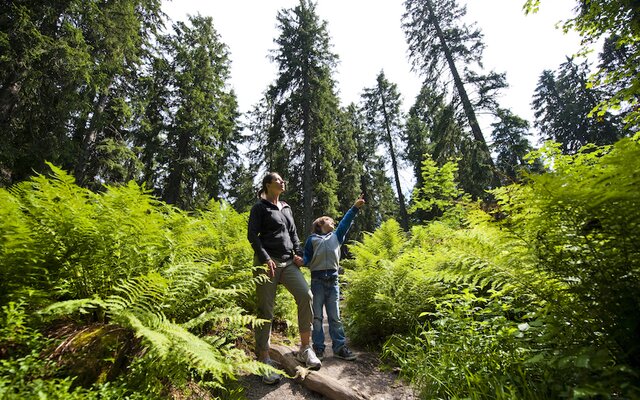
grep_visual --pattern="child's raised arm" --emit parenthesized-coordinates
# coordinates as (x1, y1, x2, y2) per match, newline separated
(335, 194, 365, 244)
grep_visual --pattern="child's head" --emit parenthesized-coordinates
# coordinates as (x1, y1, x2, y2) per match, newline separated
(312, 216, 335, 234)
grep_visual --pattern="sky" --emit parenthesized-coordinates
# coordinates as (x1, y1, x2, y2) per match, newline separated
(161, 0, 584, 127)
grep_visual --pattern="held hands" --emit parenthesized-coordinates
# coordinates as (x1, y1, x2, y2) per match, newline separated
(354, 193, 366, 209)
(265, 255, 303, 277)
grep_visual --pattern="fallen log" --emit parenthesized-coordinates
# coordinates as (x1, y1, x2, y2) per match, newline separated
(269, 344, 368, 400)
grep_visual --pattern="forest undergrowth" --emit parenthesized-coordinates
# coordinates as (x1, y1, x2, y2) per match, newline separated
(1, 134, 639, 399)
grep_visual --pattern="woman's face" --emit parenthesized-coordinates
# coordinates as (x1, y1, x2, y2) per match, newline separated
(267, 175, 286, 194)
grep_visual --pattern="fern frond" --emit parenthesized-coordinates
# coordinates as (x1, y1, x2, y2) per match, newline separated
(182, 307, 258, 330)
(39, 298, 106, 317)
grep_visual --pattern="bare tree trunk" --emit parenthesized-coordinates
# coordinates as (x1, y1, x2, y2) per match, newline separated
(378, 85, 410, 231)
(302, 64, 313, 235)
(163, 131, 190, 207)
(74, 92, 109, 186)
(424, 0, 499, 187)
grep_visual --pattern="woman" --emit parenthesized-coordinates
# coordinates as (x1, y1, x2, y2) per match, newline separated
(247, 172, 321, 384)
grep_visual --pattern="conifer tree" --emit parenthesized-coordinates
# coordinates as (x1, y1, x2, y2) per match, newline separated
(405, 83, 466, 222)
(133, 55, 173, 197)
(490, 108, 536, 184)
(262, 0, 342, 233)
(597, 34, 636, 126)
(227, 163, 259, 213)
(159, 15, 241, 209)
(405, 83, 463, 186)
(532, 58, 625, 154)
(362, 71, 410, 231)
(525, 0, 640, 128)
(402, 0, 505, 196)
(246, 95, 290, 177)
(335, 106, 363, 214)
(330, 103, 397, 237)
(0, 0, 164, 187)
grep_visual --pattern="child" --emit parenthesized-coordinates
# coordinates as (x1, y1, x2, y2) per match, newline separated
(303, 194, 365, 361)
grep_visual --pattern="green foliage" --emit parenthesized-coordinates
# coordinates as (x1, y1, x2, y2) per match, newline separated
(525, 0, 640, 129)
(409, 155, 464, 220)
(346, 208, 561, 397)
(0, 302, 138, 400)
(384, 299, 543, 400)
(0, 0, 165, 186)
(0, 1, 243, 210)
(491, 108, 539, 183)
(493, 135, 640, 392)
(254, 0, 343, 233)
(345, 135, 640, 398)
(157, 15, 242, 209)
(362, 71, 410, 230)
(344, 219, 425, 343)
(532, 58, 626, 154)
(0, 165, 297, 398)
(1, 163, 173, 300)
(404, 83, 462, 194)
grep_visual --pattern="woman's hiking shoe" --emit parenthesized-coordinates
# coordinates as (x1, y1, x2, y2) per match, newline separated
(261, 359, 282, 385)
(335, 345, 356, 361)
(297, 346, 322, 370)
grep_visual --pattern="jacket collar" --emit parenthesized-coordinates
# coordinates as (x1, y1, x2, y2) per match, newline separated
(260, 198, 289, 209)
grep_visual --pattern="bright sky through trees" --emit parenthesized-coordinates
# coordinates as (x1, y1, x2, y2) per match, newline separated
(162, 0, 583, 127)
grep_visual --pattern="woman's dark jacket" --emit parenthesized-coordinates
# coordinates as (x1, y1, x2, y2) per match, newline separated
(247, 198, 302, 264)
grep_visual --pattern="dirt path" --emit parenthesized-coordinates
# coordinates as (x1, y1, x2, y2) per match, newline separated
(239, 319, 416, 400)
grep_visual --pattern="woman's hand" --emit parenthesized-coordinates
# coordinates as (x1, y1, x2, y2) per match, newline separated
(265, 259, 277, 277)
(293, 255, 303, 267)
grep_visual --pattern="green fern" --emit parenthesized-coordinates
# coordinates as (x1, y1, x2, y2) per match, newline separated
(40, 270, 264, 391)
(0, 164, 284, 396)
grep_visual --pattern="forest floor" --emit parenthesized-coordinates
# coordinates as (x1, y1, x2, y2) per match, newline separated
(237, 319, 417, 400)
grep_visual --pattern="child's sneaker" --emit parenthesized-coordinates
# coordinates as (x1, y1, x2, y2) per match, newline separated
(261, 359, 282, 385)
(335, 345, 356, 361)
(296, 346, 322, 370)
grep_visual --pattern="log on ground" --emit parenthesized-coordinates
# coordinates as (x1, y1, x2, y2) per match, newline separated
(269, 344, 368, 400)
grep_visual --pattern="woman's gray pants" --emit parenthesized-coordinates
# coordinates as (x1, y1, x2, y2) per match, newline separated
(254, 258, 313, 355)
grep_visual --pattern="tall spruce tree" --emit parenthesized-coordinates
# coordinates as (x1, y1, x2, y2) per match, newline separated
(490, 108, 536, 184)
(402, 0, 506, 196)
(158, 15, 241, 209)
(405, 83, 463, 183)
(246, 94, 290, 177)
(597, 34, 636, 126)
(352, 104, 399, 234)
(362, 71, 410, 231)
(68, 0, 163, 187)
(334, 105, 365, 239)
(405, 83, 465, 222)
(532, 58, 625, 154)
(262, 0, 342, 233)
(525, 0, 640, 128)
(133, 55, 173, 197)
(0, 0, 164, 187)
(335, 106, 363, 213)
(227, 163, 259, 213)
